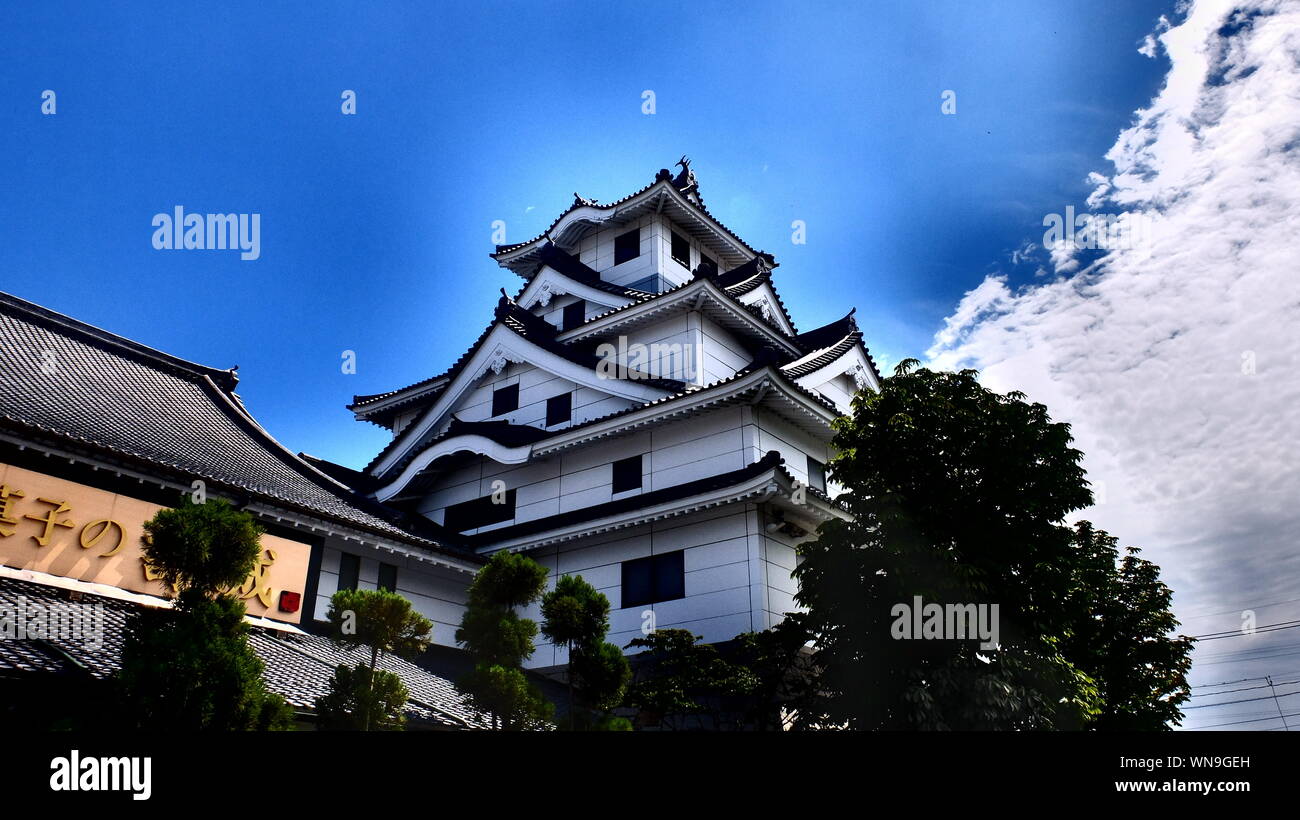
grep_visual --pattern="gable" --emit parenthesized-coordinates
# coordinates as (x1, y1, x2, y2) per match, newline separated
(367, 323, 672, 478)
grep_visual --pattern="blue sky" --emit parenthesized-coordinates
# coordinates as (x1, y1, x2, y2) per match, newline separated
(0, 0, 1173, 470)
(10, 0, 1300, 729)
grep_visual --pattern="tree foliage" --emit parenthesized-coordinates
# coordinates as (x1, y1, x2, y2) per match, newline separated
(787, 360, 1191, 730)
(454, 551, 554, 730)
(320, 587, 433, 730)
(140, 496, 262, 595)
(540, 574, 630, 729)
(118, 589, 295, 730)
(315, 664, 409, 731)
(1059, 522, 1193, 729)
(622, 628, 757, 731)
(119, 497, 293, 730)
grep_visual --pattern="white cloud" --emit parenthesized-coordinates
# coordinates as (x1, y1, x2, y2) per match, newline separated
(926, 0, 1300, 692)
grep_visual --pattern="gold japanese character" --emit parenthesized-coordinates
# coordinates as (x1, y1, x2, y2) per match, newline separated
(0, 485, 24, 537)
(232, 548, 277, 609)
(24, 497, 74, 546)
(80, 519, 125, 557)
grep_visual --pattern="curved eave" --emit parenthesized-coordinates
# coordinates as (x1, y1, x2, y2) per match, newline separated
(474, 453, 846, 555)
(515, 265, 639, 312)
(532, 366, 841, 457)
(366, 322, 675, 479)
(374, 434, 534, 503)
(350, 375, 450, 421)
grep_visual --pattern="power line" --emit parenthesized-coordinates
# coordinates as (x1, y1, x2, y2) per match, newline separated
(1181, 596, 1300, 621)
(1190, 619, 1300, 640)
(1181, 711, 1300, 730)
(1183, 687, 1300, 709)
(1187, 679, 1300, 697)
(1190, 671, 1300, 689)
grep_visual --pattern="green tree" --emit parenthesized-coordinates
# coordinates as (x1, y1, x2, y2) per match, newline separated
(315, 664, 410, 731)
(319, 587, 433, 730)
(540, 574, 630, 729)
(1059, 522, 1194, 729)
(731, 619, 819, 731)
(622, 628, 756, 731)
(790, 360, 1188, 729)
(118, 496, 294, 730)
(454, 551, 554, 730)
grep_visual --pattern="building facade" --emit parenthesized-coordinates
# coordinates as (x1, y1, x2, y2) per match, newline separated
(344, 161, 880, 670)
(0, 161, 881, 724)
(0, 291, 490, 728)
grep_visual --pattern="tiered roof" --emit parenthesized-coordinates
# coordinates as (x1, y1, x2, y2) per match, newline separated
(353, 163, 882, 498)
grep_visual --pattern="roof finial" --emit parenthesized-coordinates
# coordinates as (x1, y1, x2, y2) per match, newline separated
(671, 155, 700, 203)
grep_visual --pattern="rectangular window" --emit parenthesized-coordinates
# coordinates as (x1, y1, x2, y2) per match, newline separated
(622, 551, 685, 608)
(611, 454, 643, 493)
(378, 563, 398, 592)
(491, 383, 519, 417)
(614, 227, 640, 266)
(443, 489, 517, 533)
(670, 231, 691, 267)
(807, 458, 827, 492)
(546, 392, 572, 427)
(562, 300, 585, 331)
(338, 552, 360, 592)
(699, 252, 718, 274)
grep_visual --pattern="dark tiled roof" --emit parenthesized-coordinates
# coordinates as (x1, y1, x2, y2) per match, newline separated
(785, 309, 882, 384)
(462, 449, 843, 547)
(0, 576, 492, 729)
(527, 242, 651, 298)
(442, 417, 559, 447)
(0, 291, 457, 554)
(792, 309, 858, 353)
(462, 450, 786, 545)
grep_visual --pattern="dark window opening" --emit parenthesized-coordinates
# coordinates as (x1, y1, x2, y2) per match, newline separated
(378, 563, 398, 592)
(698, 253, 718, 275)
(671, 231, 691, 267)
(338, 552, 360, 592)
(612, 454, 643, 493)
(562, 300, 585, 331)
(546, 392, 572, 427)
(807, 458, 827, 492)
(443, 489, 517, 533)
(614, 228, 640, 265)
(491, 383, 519, 416)
(622, 551, 685, 608)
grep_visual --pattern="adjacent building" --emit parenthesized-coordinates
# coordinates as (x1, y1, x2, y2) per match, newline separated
(0, 291, 489, 728)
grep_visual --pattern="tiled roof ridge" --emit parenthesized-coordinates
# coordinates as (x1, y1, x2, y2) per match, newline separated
(0, 290, 241, 393)
(491, 163, 765, 262)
